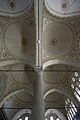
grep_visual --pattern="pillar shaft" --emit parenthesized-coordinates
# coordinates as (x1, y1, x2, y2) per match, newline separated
(31, 71, 45, 120)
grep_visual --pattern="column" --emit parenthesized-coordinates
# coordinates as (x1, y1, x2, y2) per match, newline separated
(31, 70, 45, 120)
(34, 0, 43, 67)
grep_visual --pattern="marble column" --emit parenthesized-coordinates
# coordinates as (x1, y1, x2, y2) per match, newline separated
(31, 70, 45, 120)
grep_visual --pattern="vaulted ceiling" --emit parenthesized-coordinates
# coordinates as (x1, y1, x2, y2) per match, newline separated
(0, 0, 80, 120)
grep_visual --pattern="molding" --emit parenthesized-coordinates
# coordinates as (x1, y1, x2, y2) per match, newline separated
(44, 87, 79, 107)
(43, 59, 80, 70)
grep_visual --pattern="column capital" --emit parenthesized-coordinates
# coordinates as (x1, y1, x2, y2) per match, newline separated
(34, 66, 43, 73)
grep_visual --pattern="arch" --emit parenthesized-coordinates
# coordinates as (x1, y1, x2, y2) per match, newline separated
(45, 109, 67, 120)
(0, 89, 23, 107)
(0, 87, 33, 107)
(0, 59, 35, 70)
(43, 59, 80, 70)
(12, 109, 31, 120)
(43, 88, 79, 107)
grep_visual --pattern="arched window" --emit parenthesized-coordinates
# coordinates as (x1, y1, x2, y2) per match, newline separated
(25, 116, 28, 120)
(56, 118, 61, 120)
(12, 109, 31, 120)
(45, 118, 48, 120)
(18, 116, 29, 120)
(45, 109, 66, 120)
(19, 119, 22, 120)
(71, 71, 80, 102)
(50, 116, 54, 120)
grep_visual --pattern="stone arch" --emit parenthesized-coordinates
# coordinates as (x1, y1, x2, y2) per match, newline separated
(43, 59, 80, 70)
(0, 87, 33, 107)
(44, 88, 79, 107)
(12, 109, 31, 120)
(0, 59, 35, 69)
(45, 109, 67, 120)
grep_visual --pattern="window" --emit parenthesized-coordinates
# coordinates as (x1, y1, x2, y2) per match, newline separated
(75, 72, 78, 77)
(71, 84, 74, 89)
(74, 92, 80, 102)
(72, 77, 75, 82)
(18, 116, 29, 120)
(56, 118, 60, 120)
(71, 101, 77, 113)
(67, 113, 70, 120)
(75, 87, 80, 95)
(19, 119, 22, 120)
(65, 98, 77, 120)
(71, 71, 80, 102)
(25, 116, 28, 120)
(45, 118, 48, 120)
(50, 116, 54, 120)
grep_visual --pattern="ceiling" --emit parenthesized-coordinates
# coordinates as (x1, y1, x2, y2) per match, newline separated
(0, 0, 80, 119)
(45, 0, 80, 17)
